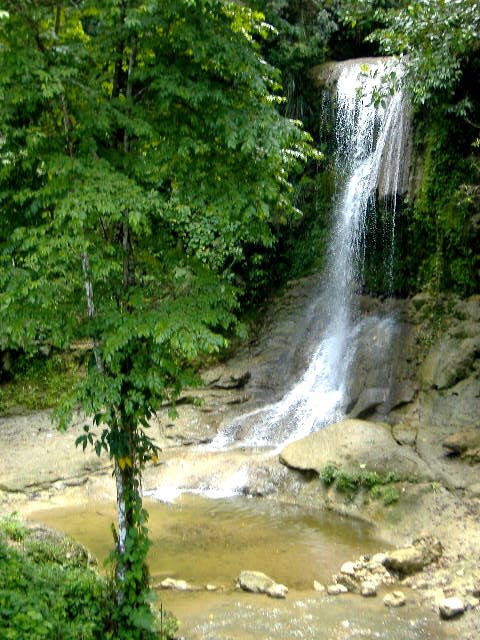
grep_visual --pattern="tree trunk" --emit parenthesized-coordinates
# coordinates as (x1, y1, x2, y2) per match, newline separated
(114, 461, 128, 593)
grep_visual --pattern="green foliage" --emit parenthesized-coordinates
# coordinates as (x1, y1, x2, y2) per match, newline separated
(0, 351, 82, 414)
(404, 120, 480, 295)
(336, 1, 480, 296)
(367, 0, 480, 111)
(318, 462, 338, 485)
(278, 169, 334, 279)
(0, 513, 28, 542)
(251, 1, 339, 125)
(382, 486, 400, 505)
(0, 521, 113, 640)
(331, 0, 406, 61)
(318, 463, 404, 505)
(0, 516, 177, 640)
(0, 2, 313, 632)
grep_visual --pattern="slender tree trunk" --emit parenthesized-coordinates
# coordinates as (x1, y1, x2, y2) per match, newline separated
(114, 460, 128, 592)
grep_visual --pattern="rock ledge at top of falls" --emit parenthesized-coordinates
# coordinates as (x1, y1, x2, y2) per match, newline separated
(310, 57, 393, 88)
(279, 419, 433, 481)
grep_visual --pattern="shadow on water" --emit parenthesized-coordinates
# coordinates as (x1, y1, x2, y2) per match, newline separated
(28, 494, 453, 640)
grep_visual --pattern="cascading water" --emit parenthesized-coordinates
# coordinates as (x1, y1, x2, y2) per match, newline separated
(149, 59, 411, 500)
(214, 59, 410, 449)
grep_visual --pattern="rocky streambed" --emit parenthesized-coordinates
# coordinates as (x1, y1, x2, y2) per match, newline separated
(0, 276, 479, 638)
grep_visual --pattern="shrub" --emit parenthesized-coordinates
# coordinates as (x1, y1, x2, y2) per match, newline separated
(318, 464, 405, 505)
(0, 516, 178, 640)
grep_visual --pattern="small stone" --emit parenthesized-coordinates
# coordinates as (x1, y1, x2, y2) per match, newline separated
(439, 597, 465, 620)
(383, 591, 406, 607)
(360, 581, 377, 597)
(371, 553, 388, 565)
(313, 581, 326, 593)
(335, 573, 359, 593)
(205, 584, 217, 592)
(414, 579, 429, 590)
(340, 561, 356, 576)
(266, 583, 288, 599)
(160, 578, 192, 591)
(327, 584, 348, 595)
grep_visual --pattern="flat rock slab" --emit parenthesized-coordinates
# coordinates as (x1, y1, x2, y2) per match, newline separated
(280, 419, 433, 481)
(0, 411, 110, 493)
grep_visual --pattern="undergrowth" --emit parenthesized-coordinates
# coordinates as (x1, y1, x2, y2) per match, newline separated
(0, 514, 177, 640)
(319, 463, 405, 505)
(0, 351, 83, 414)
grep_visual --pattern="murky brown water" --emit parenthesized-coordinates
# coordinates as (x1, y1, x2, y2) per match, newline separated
(28, 495, 453, 639)
(28, 495, 380, 586)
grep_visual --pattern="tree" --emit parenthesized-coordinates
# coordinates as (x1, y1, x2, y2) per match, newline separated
(251, 1, 339, 122)
(338, 0, 480, 112)
(0, 1, 312, 636)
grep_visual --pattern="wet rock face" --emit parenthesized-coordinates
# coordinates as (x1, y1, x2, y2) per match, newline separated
(442, 429, 480, 463)
(419, 336, 480, 390)
(152, 288, 479, 453)
(344, 295, 480, 428)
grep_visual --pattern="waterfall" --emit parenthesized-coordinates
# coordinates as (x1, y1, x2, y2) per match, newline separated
(214, 59, 410, 450)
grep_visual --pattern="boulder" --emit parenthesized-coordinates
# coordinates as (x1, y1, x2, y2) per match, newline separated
(280, 419, 431, 480)
(383, 536, 443, 576)
(236, 571, 288, 599)
(438, 597, 465, 620)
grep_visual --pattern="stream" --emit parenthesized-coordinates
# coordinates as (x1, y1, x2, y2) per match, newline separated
(28, 494, 453, 639)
